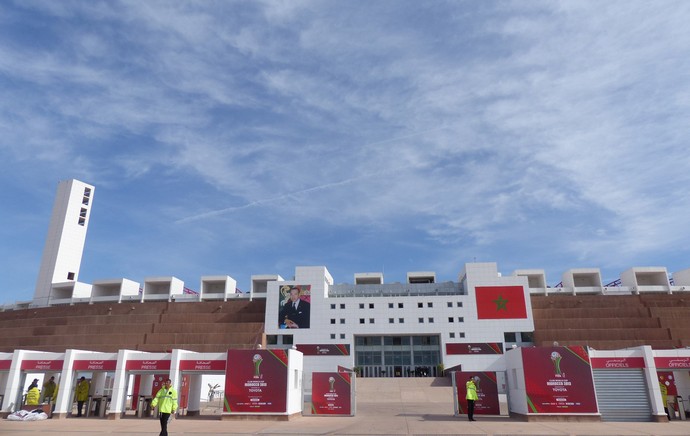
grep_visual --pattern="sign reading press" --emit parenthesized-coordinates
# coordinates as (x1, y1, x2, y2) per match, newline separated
(224, 349, 289, 413)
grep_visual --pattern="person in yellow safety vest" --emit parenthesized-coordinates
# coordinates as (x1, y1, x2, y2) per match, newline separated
(659, 381, 670, 419)
(465, 376, 478, 422)
(42, 376, 57, 403)
(151, 378, 178, 436)
(26, 384, 41, 406)
(75, 376, 90, 417)
(51, 384, 59, 417)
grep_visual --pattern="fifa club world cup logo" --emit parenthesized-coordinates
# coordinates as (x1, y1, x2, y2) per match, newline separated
(473, 376, 481, 391)
(252, 354, 263, 378)
(328, 376, 336, 392)
(551, 351, 563, 375)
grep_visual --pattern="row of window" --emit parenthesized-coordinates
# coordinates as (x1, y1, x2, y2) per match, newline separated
(336, 316, 464, 325)
(331, 301, 464, 310)
(78, 187, 91, 226)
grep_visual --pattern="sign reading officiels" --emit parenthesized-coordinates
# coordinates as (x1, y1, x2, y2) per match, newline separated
(311, 372, 352, 415)
(522, 346, 597, 414)
(224, 349, 288, 413)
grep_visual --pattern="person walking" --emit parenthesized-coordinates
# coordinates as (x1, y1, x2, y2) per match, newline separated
(465, 376, 478, 421)
(151, 378, 178, 436)
(75, 376, 90, 417)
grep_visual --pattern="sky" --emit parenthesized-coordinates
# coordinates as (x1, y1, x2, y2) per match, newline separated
(1, 1, 690, 305)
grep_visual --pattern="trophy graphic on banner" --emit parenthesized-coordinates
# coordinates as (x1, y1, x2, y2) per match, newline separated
(329, 376, 336, 392)
(473, 375, 481, 391)
(550, 351, 562, 375)
(253, 354, 263, 378)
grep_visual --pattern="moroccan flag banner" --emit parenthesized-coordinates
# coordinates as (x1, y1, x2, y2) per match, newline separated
(475, 286, 527, 319)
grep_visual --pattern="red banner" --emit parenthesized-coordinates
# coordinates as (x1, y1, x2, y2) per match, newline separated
(0, 360, 11, 371)
(654, 356, 690, 369)
(224, 349, 288, 413)
(179, 360, 226, 371)
(125, 360, 171, 371)
(456, 371, 500, 415)
(72, 360, 117, 371)
(311, 372, 352, 415)
(20, 360, 64, 370)
(590, 357, 645, 369)
(475, 286, 527, 319)
(522, 346, 597, 414)
(446, 343, 503, 355)
(296, 344, 350, 356)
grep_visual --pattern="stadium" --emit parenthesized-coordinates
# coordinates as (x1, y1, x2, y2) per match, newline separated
(1, 180, 689, 422)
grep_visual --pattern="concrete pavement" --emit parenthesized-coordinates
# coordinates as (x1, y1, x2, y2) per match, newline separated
(1, 402, 690, 436)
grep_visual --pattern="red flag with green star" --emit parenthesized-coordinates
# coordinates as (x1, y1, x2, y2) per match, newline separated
(475, 286, 527, 319)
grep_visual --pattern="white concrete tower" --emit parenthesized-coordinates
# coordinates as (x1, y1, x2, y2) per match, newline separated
(33, 179, 95, 306)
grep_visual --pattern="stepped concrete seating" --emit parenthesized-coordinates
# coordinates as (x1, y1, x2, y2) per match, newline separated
(0, 300, 267, 353)
(531, 294, 688, 349)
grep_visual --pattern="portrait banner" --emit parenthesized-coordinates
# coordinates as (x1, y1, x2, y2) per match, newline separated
(278, 284, 312, 329)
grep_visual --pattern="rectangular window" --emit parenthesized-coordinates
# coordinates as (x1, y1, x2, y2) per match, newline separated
(447, 302, 453, 308)
(418, 302, 423, 308)
(369, 318, 375, 324)
(340, 333, 345, 339)
(67, 272, 75, 280)
(266, 335, 278, 345)
(359, 303, 365, 309)
(78, 217, 85, 226)
(427, 302, 433, 308)
(388, 303, 394, 308)
(369, 303, 374, 309)
(458, 317, 464, 322)
(330, 304, 336, 309)
(330, 319, 336, 324)
(398, 302, 403, 308)
(282, 335, 293, 345)
(399, 318, 404, 323)
(330, 334, 336, 339)
(457, 302, 463, 307)
(360, 318, 365, 324)
(448, 317, 454, 323)
(340, 318, 345, 324)
(428, 317, 434, 323)
(449, 332, 455, 338)
(459, 332, 465, 338)
(389, 318, 394, 323)
(418, 317, 424, 323)
(504, 332, 517, 342)
(340, 303, 345, 309)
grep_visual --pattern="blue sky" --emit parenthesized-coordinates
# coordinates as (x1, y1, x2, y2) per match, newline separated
(2, 1, 690, 305)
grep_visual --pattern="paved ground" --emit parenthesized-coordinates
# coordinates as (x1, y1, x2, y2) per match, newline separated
(1, 402, 689, 436)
